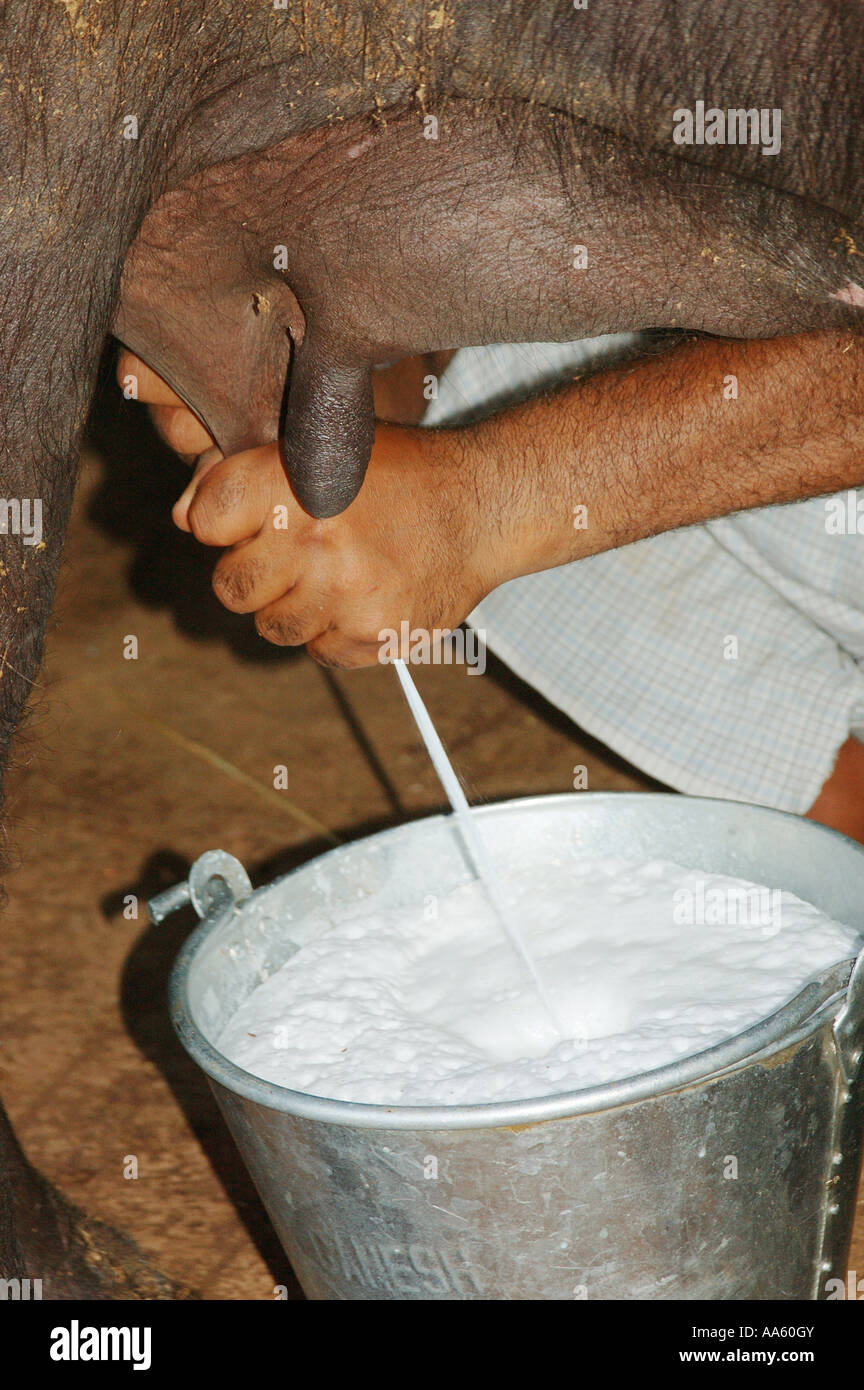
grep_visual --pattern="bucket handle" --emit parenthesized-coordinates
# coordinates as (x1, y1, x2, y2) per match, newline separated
(833, 945, 864, 1086)
(148, 850, 253, 925)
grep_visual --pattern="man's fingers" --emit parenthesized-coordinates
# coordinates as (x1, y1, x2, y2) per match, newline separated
(306, 630, 383, 669)
(253, 587, 328, 646)
(150, 403, 215, 458)
(253, 583, 385, 666)
(117, 351, 186, 407)
(172, 447, 225, 530)
(118, 350, 216, 457)
(211, 533, 301, 614)
(252, 597, 384, 666)
(181, 445, 289, 544)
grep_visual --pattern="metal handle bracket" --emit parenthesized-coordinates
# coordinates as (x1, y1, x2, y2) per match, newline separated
(148, 850, 253, 925)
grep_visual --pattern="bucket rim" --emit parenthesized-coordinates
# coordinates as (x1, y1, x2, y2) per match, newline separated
(168, 792, 864, 1131)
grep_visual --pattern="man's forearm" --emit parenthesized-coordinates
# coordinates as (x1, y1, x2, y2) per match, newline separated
(450, 331, 864, 587)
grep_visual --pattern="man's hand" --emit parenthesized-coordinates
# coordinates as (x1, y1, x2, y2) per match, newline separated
(116, 349, 499, 667)
(172, 427, 499, 668)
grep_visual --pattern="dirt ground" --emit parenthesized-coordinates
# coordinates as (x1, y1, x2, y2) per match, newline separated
(2, 385, 861, 1299)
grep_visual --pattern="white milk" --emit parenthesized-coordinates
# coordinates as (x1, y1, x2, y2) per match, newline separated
(218, 854, 861, 1106)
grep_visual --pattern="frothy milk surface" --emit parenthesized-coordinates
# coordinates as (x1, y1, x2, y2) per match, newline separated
(218, 856, 861, 1106)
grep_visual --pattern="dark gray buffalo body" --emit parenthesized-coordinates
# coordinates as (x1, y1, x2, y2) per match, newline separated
(1, 0, 863, 1293)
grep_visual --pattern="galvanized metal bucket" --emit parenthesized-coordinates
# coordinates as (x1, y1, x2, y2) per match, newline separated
(152, 793, 864, 1300)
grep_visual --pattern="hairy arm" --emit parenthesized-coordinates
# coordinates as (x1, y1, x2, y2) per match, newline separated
(447, 330, 864, 590)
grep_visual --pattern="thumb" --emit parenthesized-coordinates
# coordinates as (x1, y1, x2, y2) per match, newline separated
(172, 446, 225, 531)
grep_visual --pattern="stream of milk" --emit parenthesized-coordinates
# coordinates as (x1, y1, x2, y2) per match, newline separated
(392, 658, 563, 1032)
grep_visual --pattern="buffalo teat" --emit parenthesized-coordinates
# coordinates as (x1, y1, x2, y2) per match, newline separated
(279, 340, 375, 518)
